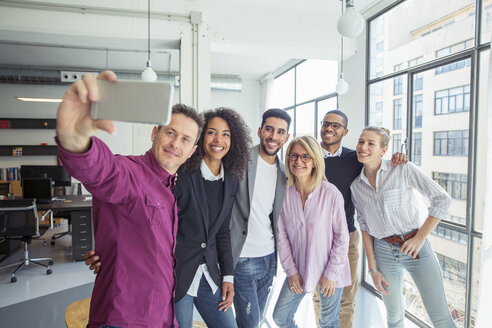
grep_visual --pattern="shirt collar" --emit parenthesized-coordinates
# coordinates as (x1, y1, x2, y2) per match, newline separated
(359, 159, 391, 185)
(145, 149, 177, 187)
(200, 159, 224, 181)
(321, 145, 343, 158)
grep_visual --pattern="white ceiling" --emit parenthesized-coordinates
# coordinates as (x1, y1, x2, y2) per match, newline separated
(0, 0, 377, 80)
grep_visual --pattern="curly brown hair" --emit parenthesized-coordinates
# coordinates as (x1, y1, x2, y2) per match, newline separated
(180, 107, 251, 180)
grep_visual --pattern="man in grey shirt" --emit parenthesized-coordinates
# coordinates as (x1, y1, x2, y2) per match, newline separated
(230, 108, 291, 328)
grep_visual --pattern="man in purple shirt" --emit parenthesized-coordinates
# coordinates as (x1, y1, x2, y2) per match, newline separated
(56, 71, 203, 328)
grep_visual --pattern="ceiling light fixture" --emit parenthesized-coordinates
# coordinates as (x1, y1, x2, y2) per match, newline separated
(336, 1, 349, 95)
(337, 0, 365, 39)
(141, 0, 157, 82)
(16, 97, 63, 103)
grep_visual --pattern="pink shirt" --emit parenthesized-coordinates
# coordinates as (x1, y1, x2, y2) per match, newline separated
(57, 137, 178, 328)
(277, 181, 351, 292)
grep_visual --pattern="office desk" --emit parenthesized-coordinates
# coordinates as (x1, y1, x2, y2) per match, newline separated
(38, 195, 93, 261)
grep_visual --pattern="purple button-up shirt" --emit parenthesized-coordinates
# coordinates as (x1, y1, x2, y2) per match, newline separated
(277, 181, 351, 292)
(57, 137, 178, 328)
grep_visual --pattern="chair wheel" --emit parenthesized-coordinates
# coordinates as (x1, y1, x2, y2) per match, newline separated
(49, 260, 54, 265)
(11, 277, 17, 283)
(50, 241, 55, 246)
(43, 241, 47, 247)
(47, 269, 52, 275)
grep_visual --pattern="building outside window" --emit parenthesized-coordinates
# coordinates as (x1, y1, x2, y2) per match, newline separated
(434, 130, 469, 156)
(393, 98, 403, 129)
(366, 1, 485, 327)
(393, 133, 402, 153)
(435, 85, 471, 114)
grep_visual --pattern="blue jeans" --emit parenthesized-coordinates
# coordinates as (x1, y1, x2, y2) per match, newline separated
(233, 253, 276, 328)
(272, 278, 343, 328)
(374, 237, 457, 328)
(174, 275, 237, 328)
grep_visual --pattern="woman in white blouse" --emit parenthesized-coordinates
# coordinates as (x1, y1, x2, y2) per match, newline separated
(350, 126, 456, 328)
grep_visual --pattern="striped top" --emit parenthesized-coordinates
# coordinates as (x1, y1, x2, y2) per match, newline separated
(350, 160, 451, 240)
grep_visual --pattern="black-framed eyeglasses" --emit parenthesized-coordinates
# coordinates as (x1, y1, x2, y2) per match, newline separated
(288, 153, 312, 163)
(320, 121, 346, 129)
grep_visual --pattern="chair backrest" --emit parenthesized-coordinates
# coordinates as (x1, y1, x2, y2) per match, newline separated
(0, 199, 39, 238)
(0, 182, 9, 197)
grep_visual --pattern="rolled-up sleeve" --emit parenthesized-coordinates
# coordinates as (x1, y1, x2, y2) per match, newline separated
(406, 162, 451, 220)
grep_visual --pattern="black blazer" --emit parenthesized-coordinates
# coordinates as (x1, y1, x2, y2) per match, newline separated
(173, 168, 238, 302)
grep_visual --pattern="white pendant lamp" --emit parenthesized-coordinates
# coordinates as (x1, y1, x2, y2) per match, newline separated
(141, 0, 157, 82)
(337, 0, 365, 39)
(336, 1, 349, 95)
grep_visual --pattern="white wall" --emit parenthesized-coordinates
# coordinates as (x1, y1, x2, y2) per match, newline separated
(210, 79, 262, 144)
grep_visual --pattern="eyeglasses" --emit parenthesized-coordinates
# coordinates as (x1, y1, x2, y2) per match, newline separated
(320, 121, 346, 130)
(288, 153, 312, 163)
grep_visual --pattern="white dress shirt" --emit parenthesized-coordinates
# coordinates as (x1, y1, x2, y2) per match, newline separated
(350, 160, 451, 239)
(186, 160, 233, 297)
(321, 145, 343, 158)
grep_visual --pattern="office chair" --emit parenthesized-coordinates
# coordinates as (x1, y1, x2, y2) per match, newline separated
(0, 199, 53, 283)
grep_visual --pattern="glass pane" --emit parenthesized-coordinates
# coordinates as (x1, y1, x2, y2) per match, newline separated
(412, 61, 470, 227)
(295, 103, 315, 138)
(280, 108, 295, 160)
(271, 69, 295, 109)
(481, 1, 492, 44)
(475, 50, 489, 232)
(316, 97, 338, 143)
(295, 60, 338, 104)
(369, 0, 475, 79)
(368, 76, 408, 160)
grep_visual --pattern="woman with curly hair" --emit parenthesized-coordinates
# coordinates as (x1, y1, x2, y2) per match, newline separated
(173, 107, 251, 328)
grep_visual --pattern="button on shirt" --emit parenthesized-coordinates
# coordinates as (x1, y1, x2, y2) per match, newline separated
(186, 160, 234, 297)
(350, 160, 452, 239)
(57, 137, 179, 328)
(277, 181, 351, 292)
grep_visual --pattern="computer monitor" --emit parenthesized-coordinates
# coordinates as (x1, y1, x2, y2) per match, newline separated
(20, 165, 71, 187)
(22, 178, 53, 203)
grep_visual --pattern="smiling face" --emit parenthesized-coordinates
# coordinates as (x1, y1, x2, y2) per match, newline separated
(258, 117, 290, 159)
(203, 117, 231, 162)
(151, 113, 199, 174)
(288, 143, 314, 180)
(320, 113, 348, 150)
(356, 130, 388, 166)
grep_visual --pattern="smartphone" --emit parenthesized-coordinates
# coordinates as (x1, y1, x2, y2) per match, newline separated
(91, 79, 174, 125)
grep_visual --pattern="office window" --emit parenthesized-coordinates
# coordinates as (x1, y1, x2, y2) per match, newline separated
(376, 41, 384, 53)
(373, 102, 383, 125)
(433, 172, 467, 200)
(434, 130, 469, 156)
(393, 133, 402, 153)
(412, 133, 422, 165)
(435, 85, 470, 115)
(394, 76, 403, 95)
(367, 1, 482, 327)
(393, 99, 403, 129)
(413, 95, 423, 128)
(414, 73, 423, 91)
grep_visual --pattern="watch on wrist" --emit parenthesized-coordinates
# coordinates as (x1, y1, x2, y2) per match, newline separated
(368, 268, 378, 275)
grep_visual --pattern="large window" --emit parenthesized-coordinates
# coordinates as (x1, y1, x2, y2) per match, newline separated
(435, 85, 471, 114)
(366, 1, 485, 327)
(434, 130, 469, 156)
(270, 59, 338, 153)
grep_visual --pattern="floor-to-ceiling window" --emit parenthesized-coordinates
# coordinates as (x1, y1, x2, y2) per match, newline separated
(270, 59, 338, 156)
(365, 1, 489, 327)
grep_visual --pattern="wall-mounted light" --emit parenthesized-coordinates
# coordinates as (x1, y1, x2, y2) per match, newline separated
(141, 0, 157, 82)
(16, 97, 62, 103)
(337, 0, 365, 39)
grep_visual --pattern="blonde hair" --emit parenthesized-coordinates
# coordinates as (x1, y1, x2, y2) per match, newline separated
(362, 126, 391, 148)
(285, 136, 327, 190)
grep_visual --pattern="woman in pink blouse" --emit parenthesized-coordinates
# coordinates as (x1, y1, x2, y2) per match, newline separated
(272, 136, 351, 328)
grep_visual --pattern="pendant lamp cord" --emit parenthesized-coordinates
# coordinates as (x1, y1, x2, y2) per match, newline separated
(340, 0, 344, 75)
(147, 0, 151, 64)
